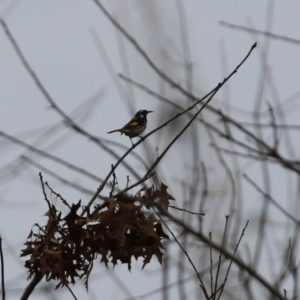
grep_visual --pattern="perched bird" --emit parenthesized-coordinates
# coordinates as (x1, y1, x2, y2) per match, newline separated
(107, 109, 153, 145)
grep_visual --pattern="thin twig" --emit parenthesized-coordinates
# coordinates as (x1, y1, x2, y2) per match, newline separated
(109, 164, 117, 197)
(240, 122, 300, 130)
(0, 130, 103, 183)
(217, 220, 249, 300)
(220, 21, 300, 46)
(243, 174, 300, 225)
(202, 115, 236, 217)
(114, 172, 155, 197)
(210, 145, 269, 161)
(39, 172, 52, 213)
(0, 235, 5, 300)
(267, 102, 279, 149)
(199, 161, 208, 232)
(169, 205, 205, 216)
(45, 182, 71, 209)
(214, 215, 229, 299)
(66, 284, 78, 300)
(152, 202, 285, 300)
(209, 232, 214, 298)
(24, 156, 96, 197)
(154, 208, 209, 299)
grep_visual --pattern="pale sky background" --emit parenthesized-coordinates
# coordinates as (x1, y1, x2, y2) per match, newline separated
(1, 1, 300, 299)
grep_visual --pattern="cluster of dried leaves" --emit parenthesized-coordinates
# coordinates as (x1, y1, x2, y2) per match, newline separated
(21, 182, 174, 289)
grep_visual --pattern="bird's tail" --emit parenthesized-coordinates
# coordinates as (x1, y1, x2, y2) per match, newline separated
(107, 129, 123, 134)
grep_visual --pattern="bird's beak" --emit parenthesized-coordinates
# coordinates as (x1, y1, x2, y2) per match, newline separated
(147, 111, 153, 114)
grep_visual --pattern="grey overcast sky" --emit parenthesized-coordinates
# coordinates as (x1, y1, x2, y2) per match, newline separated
(1, 1, 300, 299)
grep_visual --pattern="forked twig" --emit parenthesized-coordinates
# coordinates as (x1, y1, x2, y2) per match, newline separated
(45, 182, 71, 209)
(216, 220, 249, 300)
(153, 202, 285, 300)
(39, 172, 53, 214)
(154, 207, 210, 299)
(214, 215, 229, 299)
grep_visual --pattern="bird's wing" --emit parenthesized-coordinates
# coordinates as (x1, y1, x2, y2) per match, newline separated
(107, 115, 138, 134)
(123, 121, 139, 129)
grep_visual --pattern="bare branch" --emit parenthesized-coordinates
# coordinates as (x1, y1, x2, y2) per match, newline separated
(243, 173, 300, 225)
(153, 202, 286, 300)
(220, 21, 300, 45)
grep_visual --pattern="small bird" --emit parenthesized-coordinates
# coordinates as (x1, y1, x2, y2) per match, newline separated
(107, 109, 153, 145)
